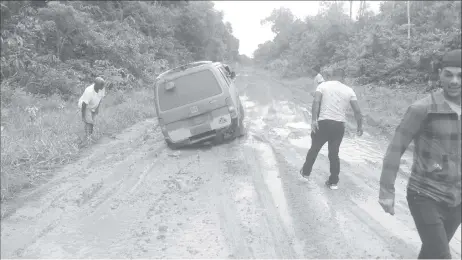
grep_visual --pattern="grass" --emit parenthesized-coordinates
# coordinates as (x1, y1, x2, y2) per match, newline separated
(0, 87, 156, 201)
(351, 83, 427, 137)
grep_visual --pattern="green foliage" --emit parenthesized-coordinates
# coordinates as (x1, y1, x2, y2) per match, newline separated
(1, 0, 242, 200)
(0, 0, 240, 98)
(254, 1, 461, 86)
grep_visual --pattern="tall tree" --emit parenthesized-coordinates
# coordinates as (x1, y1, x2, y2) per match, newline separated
(350, 0, 353, 20)
(407, 0, 411, 49)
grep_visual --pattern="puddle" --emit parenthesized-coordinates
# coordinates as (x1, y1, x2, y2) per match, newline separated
(270, 128, 291, 138)
(289, 134, 386, 167)
(289, 136, 311, 149)
(288, 130, 414, 180)
(284, 119, 391, 167)
(259, 105, 270, 117)
(340, 136, 412, 173)
(276, 101, 293, 115)
(252, 118, 266, 131)
(286, 122, 311, 130)
(244, 101, 256, 109)
(275, 113, 296, 123)
(340, 138, 383, 165)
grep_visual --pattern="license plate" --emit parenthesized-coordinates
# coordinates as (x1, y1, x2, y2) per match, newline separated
(191, 124, 211, 135)
(192, 116, 206, 125)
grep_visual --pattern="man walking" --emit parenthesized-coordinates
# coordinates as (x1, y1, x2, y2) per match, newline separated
(379, 49, 461, 259)
(78, 77, 106, 139)
(313, 65, 325, 87)
(300, 68, 363, 190)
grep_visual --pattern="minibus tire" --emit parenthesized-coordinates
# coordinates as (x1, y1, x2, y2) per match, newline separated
(166, 139, 180, 150)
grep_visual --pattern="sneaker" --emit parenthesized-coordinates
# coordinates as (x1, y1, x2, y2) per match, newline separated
(325, 180, 338, 190)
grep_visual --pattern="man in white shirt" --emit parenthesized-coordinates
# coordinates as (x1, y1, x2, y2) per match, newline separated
(78, 77, 106, 138)
(313, 65, 325, 87)
(300, 68, 363, 190)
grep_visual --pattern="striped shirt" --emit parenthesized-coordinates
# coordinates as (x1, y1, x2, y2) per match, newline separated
(380, 89, 461, 207)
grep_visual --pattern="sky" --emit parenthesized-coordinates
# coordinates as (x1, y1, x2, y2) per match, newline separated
(212, 1, 382, 57)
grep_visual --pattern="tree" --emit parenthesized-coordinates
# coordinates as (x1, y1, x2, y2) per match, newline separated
(260, 7, 295, 34)
(0, 0, 240, 97)
(407, 0, 411, 49)
(253, 0, 461, 84)
(350, 0, 353, 20)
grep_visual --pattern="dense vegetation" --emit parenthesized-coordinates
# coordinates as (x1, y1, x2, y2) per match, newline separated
(0, 0, 240, 200)
(254, 1, 461, 87)
(1, 0, 240, 98)
(1, 0, 459, 201)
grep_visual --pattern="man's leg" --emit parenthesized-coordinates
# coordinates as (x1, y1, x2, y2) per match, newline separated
(85, 122, 92, 137)
(444, 203, 461, 244)
(327, 121, 345, 184)
(407, 191, 451, 259)
(90, 112, 96, 135)
(84, 108, 95, 138)
(302, 121, 328, 176)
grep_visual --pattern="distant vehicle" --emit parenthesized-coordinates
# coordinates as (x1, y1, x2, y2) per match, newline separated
(154, 61, 245, 149)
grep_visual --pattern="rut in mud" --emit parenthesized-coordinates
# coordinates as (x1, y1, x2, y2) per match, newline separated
(1, 68, 460, 258)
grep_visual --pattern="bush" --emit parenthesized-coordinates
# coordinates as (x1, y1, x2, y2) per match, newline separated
(0, 88, 156, 201)
(1, 0, 240, 100)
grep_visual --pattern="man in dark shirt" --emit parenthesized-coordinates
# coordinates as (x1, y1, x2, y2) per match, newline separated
(379, 49, 461, 259)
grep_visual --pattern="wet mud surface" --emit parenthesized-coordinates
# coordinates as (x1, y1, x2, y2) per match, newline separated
(1, 68, 460, 258)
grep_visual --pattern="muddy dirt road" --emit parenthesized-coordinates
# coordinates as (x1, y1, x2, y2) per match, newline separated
(1, 67, 460, 258)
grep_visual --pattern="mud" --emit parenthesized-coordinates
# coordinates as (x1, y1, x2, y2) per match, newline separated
(1, 67, 460, 258)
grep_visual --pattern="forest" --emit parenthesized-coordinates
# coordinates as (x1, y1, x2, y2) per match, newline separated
(254, 1, 461, 87)
(1, 0, 242, 98)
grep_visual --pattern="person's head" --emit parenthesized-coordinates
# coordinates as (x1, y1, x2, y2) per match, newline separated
(439, 49, 461, 98)
(313, 65, 321, 74)
(94, 77, 105, 91)
(331, 68, 345, 82)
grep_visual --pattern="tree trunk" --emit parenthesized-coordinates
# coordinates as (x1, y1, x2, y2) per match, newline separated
(56, 29, 62, 60)
(407, 1, 411, 49)
(350, 0, 353, 19)
(358, 1, 365, 19)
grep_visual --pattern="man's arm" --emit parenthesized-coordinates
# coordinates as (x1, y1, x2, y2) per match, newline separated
(379, 104, 427, 200)
(350, 100, 363, 130)
(94, 98, 103, 114)
(94, 103, 100, 114)
(312, 91, 322, 123)
(81, 102, 87, 120)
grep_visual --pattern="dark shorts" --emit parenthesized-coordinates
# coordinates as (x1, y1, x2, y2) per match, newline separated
(84, 109, 96, 124)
